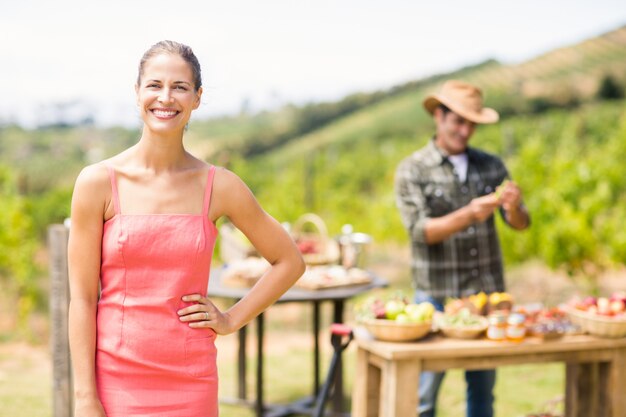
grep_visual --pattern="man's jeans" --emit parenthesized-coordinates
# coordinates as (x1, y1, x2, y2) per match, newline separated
(414, 291, 496, 417)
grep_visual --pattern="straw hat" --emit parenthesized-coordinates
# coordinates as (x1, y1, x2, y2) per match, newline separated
(423, 80, 499, 124)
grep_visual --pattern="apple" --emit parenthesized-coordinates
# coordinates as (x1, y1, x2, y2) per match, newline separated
(418, 302, 435, 320)
(444, 299, 465, 315)
(610, 291, 626, 304)
(597, 297, 611, 315)
(384, 300, 406, 320)
(395, 313, 410, 323)
(374, 307, 387, 319)
(404, 303, 426, 323)
(610, 300, 625, 314)
(582, 296, 597, 307)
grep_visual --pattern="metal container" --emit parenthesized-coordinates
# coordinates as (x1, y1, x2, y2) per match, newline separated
(337, 224, 372, 269)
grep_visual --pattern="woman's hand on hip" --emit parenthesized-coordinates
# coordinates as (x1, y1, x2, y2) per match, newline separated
(178, 294, 235, 335)
(74, 396, 106, 417)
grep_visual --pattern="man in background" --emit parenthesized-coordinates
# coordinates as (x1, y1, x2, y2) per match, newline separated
(394, 80, 530, 417)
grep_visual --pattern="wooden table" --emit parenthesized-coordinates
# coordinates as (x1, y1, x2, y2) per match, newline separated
(209, 268, 387, 417)
(351, 332, 626, 417)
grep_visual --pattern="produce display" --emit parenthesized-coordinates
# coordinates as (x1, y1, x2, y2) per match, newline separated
(568, 292, 626, 317)
(564, 292, 626, 338)
(291, 213, 340, 265)
(353, 290, 626, 342)
(220, 257, 270, 287)
(516, 305, 577, 340)
(436, 308, 488, 339)
(295, 265, 372, 290)
(357, 294, 435, 323)
(356, 294, 435, 341)
(222, 260, 372, 290)
(438, 308, 485, 327)
(444, 291, 513, 316)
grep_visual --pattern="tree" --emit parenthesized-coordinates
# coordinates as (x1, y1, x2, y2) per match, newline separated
(0, 166, 38, 330)
(597, 75, 624, 100)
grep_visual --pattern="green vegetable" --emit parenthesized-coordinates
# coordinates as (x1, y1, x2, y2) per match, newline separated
(494, 179, 510, 199)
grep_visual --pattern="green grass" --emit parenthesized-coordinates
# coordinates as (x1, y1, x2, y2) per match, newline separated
(439, 365, 564, 417)
(0, 343, 53, 417)
(0, 336, 564, 417)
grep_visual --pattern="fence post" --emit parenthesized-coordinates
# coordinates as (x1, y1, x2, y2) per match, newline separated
(48, 224, 73, 417)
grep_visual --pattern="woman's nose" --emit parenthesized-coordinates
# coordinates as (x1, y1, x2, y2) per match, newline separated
(158, 88, 173, 103)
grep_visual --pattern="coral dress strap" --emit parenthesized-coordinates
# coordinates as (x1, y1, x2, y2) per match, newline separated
(202, 166, 216, 216)
(106, 165, 121, 215)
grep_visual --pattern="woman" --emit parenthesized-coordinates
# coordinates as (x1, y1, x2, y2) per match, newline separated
(68, 40, 305, 417)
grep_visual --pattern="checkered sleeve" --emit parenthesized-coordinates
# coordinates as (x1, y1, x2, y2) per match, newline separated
(394, 158, 430, 244)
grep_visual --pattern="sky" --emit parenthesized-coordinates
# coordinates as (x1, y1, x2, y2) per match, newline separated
(2, 0, 626, 128)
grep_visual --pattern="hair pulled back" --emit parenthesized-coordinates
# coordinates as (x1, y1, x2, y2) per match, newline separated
(137, 40, 202, 91)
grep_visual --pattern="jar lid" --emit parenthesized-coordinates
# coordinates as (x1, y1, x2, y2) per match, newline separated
(507, 313, 526, 325)
(488, 312, 507, 324)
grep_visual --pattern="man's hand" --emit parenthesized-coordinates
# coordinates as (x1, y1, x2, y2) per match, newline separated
(495, 180, 529, 229)
(468, 193, 500, 223)
(496, 180, 523, 211)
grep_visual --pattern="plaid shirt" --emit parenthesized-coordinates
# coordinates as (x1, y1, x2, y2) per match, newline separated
(395, 139, 512, 302)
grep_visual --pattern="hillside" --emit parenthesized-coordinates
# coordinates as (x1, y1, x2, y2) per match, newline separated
(1, 24, 625, 192)
(186, 24, 626, 161)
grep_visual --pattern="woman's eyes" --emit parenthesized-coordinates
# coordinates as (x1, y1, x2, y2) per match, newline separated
(145, 84, 188, 91)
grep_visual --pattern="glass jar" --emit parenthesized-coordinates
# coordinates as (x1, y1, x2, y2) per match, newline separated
(487, 312, 507, 341)
(506, 313, 527, 342)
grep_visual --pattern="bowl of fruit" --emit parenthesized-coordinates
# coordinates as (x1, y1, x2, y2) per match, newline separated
(436, 308, 488, 339)
(356, 294, 435, 342)
(565, 292, 626, 338)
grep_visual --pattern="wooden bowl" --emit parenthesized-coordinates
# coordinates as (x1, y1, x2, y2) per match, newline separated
(438, 317, 488, 340)
(361, 319, 432, 342)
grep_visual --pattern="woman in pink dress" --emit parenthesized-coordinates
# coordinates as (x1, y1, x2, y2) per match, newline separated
(67, 40, 305, 417)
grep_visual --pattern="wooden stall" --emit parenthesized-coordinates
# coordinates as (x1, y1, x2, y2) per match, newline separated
(351, 333, 626, 417)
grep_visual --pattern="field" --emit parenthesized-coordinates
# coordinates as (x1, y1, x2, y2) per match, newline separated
(2, 248, 624, 417)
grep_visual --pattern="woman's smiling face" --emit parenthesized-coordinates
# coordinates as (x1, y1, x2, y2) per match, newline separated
(135, 53, 202, 135)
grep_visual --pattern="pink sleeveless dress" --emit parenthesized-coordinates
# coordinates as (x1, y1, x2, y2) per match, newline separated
(96, 165, 219, 417)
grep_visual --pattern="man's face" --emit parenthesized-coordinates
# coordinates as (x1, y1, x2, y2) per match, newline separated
(433, 108, 476, 155)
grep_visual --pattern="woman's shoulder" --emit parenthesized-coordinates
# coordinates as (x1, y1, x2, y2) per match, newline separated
(74, 161, 111, 189)
(212, 166, 248, 191)
(72, 161, 119, 210)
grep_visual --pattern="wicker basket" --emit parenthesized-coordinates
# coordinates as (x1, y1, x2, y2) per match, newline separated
(292, 213, 340, 265)
(438, 317, 488, 340)
(361, 319, 432, 342)
(565, 307, 626, 338)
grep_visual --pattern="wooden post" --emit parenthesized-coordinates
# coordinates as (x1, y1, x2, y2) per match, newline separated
(48, 224, 73, 417)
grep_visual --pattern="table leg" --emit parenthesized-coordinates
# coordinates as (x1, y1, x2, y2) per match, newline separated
(331, 300, 345, 413)
(313, 301, 321, 399)
(352, 347, 381, 417)
(565, 363, 579, 417)
(238, 325, 247, 400)
(380, 359, 420, 417)
(256, 313, 265, 417)
(565, 362, 599, 417)
(609, 349, 626, 417)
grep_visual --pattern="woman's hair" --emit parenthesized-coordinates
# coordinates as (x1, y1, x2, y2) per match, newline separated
(137, 40, 202, 91)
